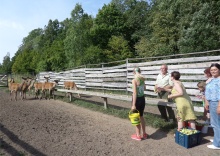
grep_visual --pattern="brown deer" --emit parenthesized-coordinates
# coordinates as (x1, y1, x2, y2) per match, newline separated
(20, 77, 33, 99)
(34, 82, 44, 99)
(42, 76, 59, 100)
(64, 81, 80, 98)
(27, 78, 36, 96)
(8, 77, 28, 101)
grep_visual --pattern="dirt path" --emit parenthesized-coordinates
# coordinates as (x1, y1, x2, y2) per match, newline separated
(0, 90, 219, 156)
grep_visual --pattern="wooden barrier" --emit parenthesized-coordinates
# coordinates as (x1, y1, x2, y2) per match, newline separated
(37, 51, 220, 112)
(0, 74, 8, 87)
(56, 89, 172, 110)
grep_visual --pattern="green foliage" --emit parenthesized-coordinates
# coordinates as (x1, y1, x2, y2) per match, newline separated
(178, 1, 220, 53)
(1, 53, 12, 74)
(104, 35, 133, 61)
(91, 3, 126, 48)
(64, 4, 93, 68)
(83, 46, 103, 64)
(5, 1, 220, 74)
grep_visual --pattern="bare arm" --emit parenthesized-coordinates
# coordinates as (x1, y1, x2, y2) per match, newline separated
(163, 86, 172, 92)
(132, 79, 137, 110)
(168, 82, 183, 99)
(204, 97, 209, 110)
(217, 100, 220, 115)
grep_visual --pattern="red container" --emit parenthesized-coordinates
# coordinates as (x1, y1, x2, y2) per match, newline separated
(187, 122, 203, 131)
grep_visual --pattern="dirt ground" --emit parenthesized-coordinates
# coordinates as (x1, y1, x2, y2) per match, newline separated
(0, 90, 219, 156)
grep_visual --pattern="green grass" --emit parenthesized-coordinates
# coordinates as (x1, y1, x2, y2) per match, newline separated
(56, 95, 177, 133)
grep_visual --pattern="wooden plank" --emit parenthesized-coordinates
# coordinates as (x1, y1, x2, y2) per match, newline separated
(103, 69, 127, 73)
(127, 74, 206, 81)
(103, 77, 127, 82)
(102, 73, 126, 77)
(127, 55, 220, 67)
(128, 61, 219, 71)
(86, 73, 126, 78)
(85, 74, 103, 78)
(86, 79, 103, 82)
(86, 68, 103, 71)
(102, 64, 126, 70)
(85, 82, 102, 87)
(85, 71, 102, 74)
(63, 77, 85, 80)
(102, 82, 127, 88)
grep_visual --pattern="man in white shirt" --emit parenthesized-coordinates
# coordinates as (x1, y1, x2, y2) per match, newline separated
(155, 64, 175, 122)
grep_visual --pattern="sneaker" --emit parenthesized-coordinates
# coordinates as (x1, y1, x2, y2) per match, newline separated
(131, 134, 141, 141)
(207, 144, 220, 150)
(210, 139, 213, 143)
(142, 133, 148, 140)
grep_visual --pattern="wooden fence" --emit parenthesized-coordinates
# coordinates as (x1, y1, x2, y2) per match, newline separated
(37, 50, 220, 105)
(0, 74, 8, 87)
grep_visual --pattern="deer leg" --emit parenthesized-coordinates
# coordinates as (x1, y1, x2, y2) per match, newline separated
(48, 89, 51, 100)
(15, 91, 17, 101)
(10, 90, 12, 101)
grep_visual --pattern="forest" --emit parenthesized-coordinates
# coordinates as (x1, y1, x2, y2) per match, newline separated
(0, 0, 220, 74)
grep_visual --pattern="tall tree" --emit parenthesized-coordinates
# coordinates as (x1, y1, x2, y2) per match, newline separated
(104, 35, 133, 61)
(64, 4, 93, 68)
(1, 53, 12, 74)
(178, 1, 220, 53)
(91, 3, 125, 49)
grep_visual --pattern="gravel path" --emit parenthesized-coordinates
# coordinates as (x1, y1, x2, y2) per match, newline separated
(0, 90, 219, 156)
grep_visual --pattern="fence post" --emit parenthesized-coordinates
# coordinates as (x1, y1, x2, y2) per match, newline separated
(84, 65, 86, 91)
(102, 63, 105, 93)
(126, 58, 128, 95)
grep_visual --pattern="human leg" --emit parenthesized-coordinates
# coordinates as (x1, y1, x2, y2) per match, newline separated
(209, 101, 220, 147)
(158, 105, 168, 121)
(157, 92, 169, 121)
(166, 106, 176, 122)
(188, 120, 196, 129)
(177, 121, 184, 130)
(131, 125, 141, 141)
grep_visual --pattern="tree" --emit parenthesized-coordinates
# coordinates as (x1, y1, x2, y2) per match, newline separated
(64, 4, 93, 68)
(1, 53, 12, 74)
(178, 1, 220, 53)
(104, 36, 133, 61)
(91, 3, 126, 49)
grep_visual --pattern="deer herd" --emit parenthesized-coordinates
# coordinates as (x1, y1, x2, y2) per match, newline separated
(8, 76, 80, 101)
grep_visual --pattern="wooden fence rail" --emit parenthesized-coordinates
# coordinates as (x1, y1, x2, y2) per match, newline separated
(0, 74, 8, 87)
(37, 51, 220, 108)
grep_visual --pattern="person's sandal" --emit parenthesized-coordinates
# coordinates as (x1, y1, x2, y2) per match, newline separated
(131, 134, 141, 141)
(142, 133, 148, 140)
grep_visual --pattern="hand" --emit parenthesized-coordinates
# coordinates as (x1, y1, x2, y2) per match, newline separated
(168, 94, 172, 99)
(205, 104, 209, 110)
(131, 105, 136, 110)
(157, 87, 162, 93)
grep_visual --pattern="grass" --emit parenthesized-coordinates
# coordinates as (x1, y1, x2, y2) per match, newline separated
(56, 95, 177, 133)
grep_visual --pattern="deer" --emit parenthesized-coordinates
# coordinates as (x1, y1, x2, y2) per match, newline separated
(64, 81, 81, 98)
(27, 78, 36, 96)
(20, 77, 34, 99)
(34, 82, 44, 99)
(41, 76, 59, 100)
(8, 77, 28, 101)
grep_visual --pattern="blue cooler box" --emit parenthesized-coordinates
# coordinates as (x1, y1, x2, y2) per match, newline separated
(175, 130, 202, 148)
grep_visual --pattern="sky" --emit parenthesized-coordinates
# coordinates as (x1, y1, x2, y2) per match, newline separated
(0, 0, 111, 64)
